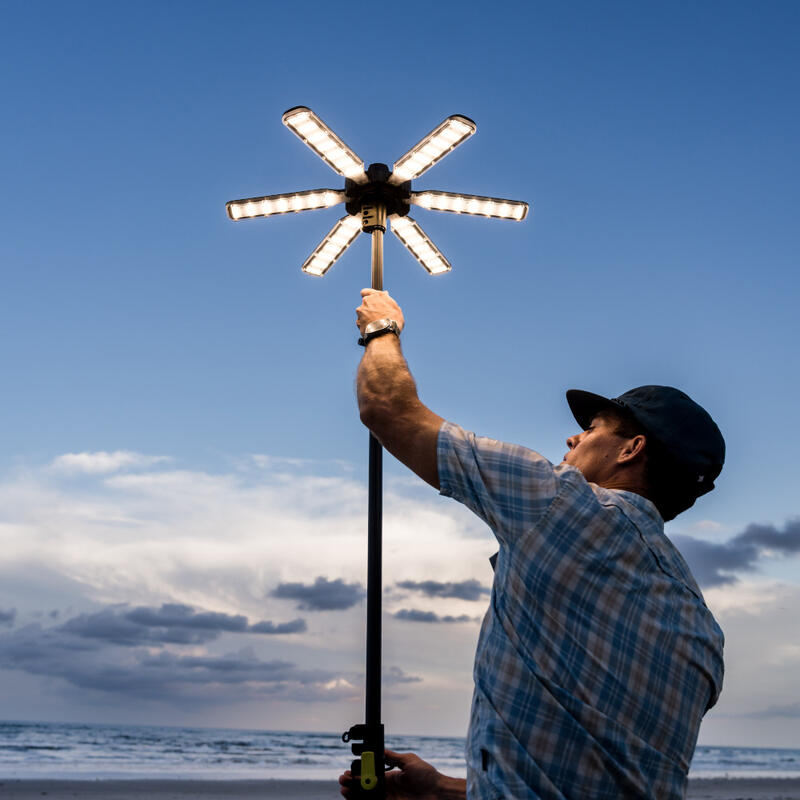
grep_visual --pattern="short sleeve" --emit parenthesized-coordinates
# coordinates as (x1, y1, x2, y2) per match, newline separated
(437, 420, 559, 544)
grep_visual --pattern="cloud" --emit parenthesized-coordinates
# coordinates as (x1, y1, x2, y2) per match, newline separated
(0, 608, 15, 626)
(270, 577, 365, 611)
(393, 609, 475, 624)
(48, 451, 170, 475)
(125, 604, 250, 632)
(0, 622, 354, 706)
(4, 448, 800, 739)
(0, 452, 488, 632)
(59, 603, 306, 646)
(383, 665, 422, 685)
(741, 702, 800, 719)
(697, 582, 800, 745)
(0, 607, 422, 710)
(0, 450, 493, 724)
(395, 579, 489, 601)
(248, 618, 307, 634)
(673, 518, 800, 587)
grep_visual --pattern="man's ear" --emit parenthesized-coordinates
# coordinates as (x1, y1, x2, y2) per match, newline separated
(618, 434, 646, 464)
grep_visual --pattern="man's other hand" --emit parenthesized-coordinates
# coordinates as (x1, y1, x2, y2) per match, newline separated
(357, 289, 405, 335)
(338, 748, 464, 799)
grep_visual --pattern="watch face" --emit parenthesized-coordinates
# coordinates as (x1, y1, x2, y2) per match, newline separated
(366, 319, 391, 335)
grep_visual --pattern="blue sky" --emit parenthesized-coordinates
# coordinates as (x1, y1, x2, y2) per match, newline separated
(0, 1, 799, 750)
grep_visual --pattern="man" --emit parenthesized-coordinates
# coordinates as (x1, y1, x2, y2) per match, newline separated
(340, 289, 725, 800)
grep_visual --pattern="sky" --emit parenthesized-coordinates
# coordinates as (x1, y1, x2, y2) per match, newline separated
(0, 0, 799, 750)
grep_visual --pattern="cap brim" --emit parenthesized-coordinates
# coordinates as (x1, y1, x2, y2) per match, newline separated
(566, 389, 623, 430)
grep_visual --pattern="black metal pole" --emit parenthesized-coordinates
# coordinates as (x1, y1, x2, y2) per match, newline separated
(342, 204, 386, 798)
(366, 219, 384, 732)
(366, 432, 382, 727)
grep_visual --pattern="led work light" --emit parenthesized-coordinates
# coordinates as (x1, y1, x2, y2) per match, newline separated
(226, 106, 529, 279)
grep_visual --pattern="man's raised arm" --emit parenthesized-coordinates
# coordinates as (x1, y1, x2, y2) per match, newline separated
(356, 289, 443, 489)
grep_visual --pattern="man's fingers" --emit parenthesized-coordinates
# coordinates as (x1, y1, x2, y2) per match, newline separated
(356, 289, 404, 334)
(384, 748, 414, 768)
(338, 770, 354, 798)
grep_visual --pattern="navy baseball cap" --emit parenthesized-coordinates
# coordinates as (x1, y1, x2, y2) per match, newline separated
(566, 385, 725, 497)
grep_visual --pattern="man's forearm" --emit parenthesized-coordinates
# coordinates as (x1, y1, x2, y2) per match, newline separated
(357, 334, 420, 434)
(355, 332, 443, 488)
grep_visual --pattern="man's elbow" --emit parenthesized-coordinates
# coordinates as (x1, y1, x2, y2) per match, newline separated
(359, 394, 414, 447)
(359, 396, 442, 489)
(358, 396, 393, 439)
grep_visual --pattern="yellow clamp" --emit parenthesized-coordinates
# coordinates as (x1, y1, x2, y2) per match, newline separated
(360, 750, 378, 790)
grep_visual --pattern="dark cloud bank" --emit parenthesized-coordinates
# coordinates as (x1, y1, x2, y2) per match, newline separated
(396, 579, 489, 601)
(674, 518, 800, 587)
(0, 627, 345, 705)
(270, 576, 365, 610)
(60, 603, 306, 645)
(394, 609, 476, 624)
(0, 602, 420, 706)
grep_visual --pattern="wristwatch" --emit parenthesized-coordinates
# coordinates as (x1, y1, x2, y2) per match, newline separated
(358, 318, 401, 347)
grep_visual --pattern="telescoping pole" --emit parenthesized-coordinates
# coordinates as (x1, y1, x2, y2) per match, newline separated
(366, 207, 384, 737)
(342, 202, 387, 798)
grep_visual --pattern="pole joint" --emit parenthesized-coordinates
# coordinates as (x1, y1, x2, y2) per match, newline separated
(345, 163, 411, 218)
(342, 722, 385, 796)
(362, 203, 387, 234)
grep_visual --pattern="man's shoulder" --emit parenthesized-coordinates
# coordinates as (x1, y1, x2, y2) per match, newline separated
(593, 485, 709, 602)
(440, 420, 550, 459)
(437, 421, 564, 538)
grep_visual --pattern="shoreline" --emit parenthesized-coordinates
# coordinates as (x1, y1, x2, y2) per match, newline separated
(0, 777, 799, 799)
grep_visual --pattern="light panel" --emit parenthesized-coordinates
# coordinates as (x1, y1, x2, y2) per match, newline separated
(411, 191, 528, 221)
(227, 189, 345, 221)
(390, 215, 451, 275)
(302, 215, 362, 276)
(390, 115, 476, 184)
(283, 106, 366, 182)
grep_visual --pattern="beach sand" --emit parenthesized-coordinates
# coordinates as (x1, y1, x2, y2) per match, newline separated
(687, 778, 800, 799)
(1, 777, 800, 799)
(0, 780, 334, 799)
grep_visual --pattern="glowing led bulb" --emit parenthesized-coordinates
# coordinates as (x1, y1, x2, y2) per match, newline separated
(283, 106, 366, 182)
(390, 216, 451, 275)
(301, 215, 361, 276)
(409, 191, 528, 221)
(390, 115, 476, 184)
(226, 189, 346, 220)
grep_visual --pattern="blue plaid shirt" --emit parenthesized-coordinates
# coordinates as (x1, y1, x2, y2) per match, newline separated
(437, 422, 724, 800)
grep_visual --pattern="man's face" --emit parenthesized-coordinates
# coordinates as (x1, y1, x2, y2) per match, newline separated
(562, 412, 630, 485)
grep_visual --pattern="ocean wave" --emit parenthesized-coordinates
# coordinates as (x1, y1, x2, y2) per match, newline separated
(0, 722, 796, 781)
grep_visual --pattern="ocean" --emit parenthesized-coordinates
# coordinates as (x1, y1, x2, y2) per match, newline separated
(0, 721, 798, 781)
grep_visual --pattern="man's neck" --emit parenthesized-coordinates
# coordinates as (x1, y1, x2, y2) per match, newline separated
(597, 472, 650, 500)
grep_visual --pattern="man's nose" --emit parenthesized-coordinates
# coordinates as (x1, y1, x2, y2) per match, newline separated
(566, 433, 580, 450)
